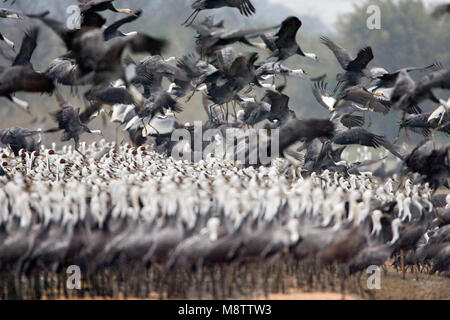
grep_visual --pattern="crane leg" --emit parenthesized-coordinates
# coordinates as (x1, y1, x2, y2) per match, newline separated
(400, 249, 405, 280)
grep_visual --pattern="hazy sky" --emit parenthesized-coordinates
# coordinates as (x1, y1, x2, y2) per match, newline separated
(267, 0, 445, 25)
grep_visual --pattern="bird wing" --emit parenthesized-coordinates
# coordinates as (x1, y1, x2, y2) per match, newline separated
(333, 128, 385, 148)
(416, 69, 450, 93)
(233, 0, 256, 16)
(432, 3, 450, 19)
(145, 91, 182, 116)
(320, 35, 353, 70)
(346, 47, 374, 72)
(311, 80, 334, 110)
(103, 9, 142, 40)
(79, 103, 102, 123)
(12, 27, 39, 68)
(217, 47, 240, 73)
(228, 52, 258, 77)
(125, 33, 168, 56)
(274, 16, 302, 49)
(177, 54, 202, 78)
(278, 119, 335, 152)
(262, 90, 289, 117)
(340, 114, 365, 128)
(341, 87, 390, 114)
(27, 14, 76, 50)
(144, 115, 177, 136)
(220, 24, 280, 41)
(51, 106, 79, 131)
(0, 67, 55, 94)
(54, 91, 71, 109)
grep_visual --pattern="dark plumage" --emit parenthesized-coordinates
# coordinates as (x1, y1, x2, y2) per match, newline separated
(78, 0, 136, 16)
(45, 92, 102, 156)
(183, 0, 255, 26)
(404, 140, 450, 189)
(320, 35, 373, 91)
(261, 16, 317, 62)
(397, 68, 450, 111)
(0, 126, 41, 155)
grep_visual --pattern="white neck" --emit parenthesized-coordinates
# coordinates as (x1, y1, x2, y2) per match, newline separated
(292, 69, 307, 78)
(123, 31, 138, 37)
(390, 219, 401, 245)
(11, 96, 29, 110)
(305, 52, 317, 61)
(3, 36, 15, 49)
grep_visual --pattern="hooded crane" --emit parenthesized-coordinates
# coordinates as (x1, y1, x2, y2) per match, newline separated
(45, 92, 102, 157)
(0, 27, 55, 113)
(396, 68, 450, 112)
(0, 8, 21, 19)
(103, 9, 142, 41)
(0, 32, 15, 52)
(320, 35, 374, 92)
(259, 89, 296, 126)
(258, 16, 318, 62)
(432, 3, 450, 19)
(183, 0, 256, 26)
(238, 89, 292, 127)
(0, 8, 21, 52)
(370, 64, 436, 103)
(400, 109, 450, 137)
(0, 126, 42, 155)
(192, 20, 278, 58)
(312, 81, 390, 116)
(200, 48, 261, 105)
(70, 27, 167, 86)
(403, 140, 450, 189)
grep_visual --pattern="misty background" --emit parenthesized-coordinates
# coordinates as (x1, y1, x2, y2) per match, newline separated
(0, 0, 449, 149)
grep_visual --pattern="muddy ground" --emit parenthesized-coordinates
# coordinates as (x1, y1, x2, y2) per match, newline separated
(43, 264, 449, 300)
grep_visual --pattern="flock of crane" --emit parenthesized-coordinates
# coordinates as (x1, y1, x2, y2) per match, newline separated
(0, 0, 449, 300)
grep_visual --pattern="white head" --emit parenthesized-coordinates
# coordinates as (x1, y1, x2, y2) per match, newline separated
(370, 210, 383, 235)
(286, 219, 300, 243)
(305, 52, 319, 62)
(2, 35, 15, 51)
(236, 110, 245, 122)
(206, 217, 220, 241)
(291, 69, 308, 78)
(240, 97, 256, 103)
(165, 56, 176, 63)
(11, 96, 30, 113)
(90, 129, 103, 135)
(123, 31, 138, 37)
(389, 218, 403, 245)
(167, 82, 177, 94)
(261, 75, 274, 81)
(427, 105, 446, 124)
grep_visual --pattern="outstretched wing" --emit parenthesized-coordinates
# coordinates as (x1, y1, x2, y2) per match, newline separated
(13, 27, 39, 68)
(278, 119, 335, 152)
(275, 16, 301, 49)
(346, 47, 373, 72)
(312, 80, 335, 110)
(103, 9, 142, 40)
(333, 128, 385, 148)
(320, 35, 353, 70)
